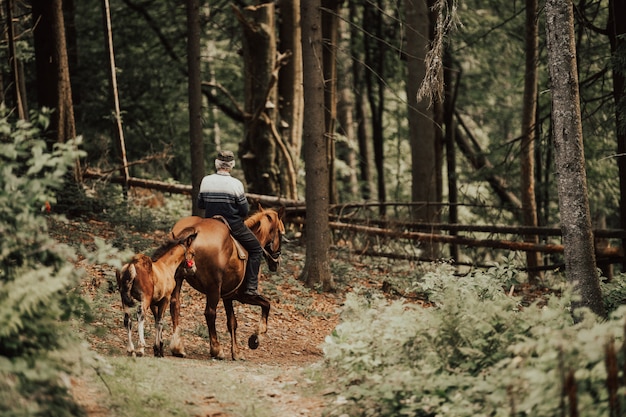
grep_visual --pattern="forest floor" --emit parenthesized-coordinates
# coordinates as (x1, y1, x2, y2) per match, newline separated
(49, 215, 389, 417)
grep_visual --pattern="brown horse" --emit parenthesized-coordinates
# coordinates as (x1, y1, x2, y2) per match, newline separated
(116, 227, 197, 357)
(169, 206, 285, 360)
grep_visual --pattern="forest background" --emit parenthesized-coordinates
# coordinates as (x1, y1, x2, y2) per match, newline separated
(2, 0, 626, 415)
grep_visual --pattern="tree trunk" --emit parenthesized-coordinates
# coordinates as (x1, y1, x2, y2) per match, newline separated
(32, 0, 77, 147)
(5, 0, 27, 119)
(299, 0, 334, 291)
(322, 0, 340, 204)
(407, 0, 439, 258)
(545, 0, 605, 318)
(608, 0, 626, 269)
(444, 51, 459, 261)
(278, 0, 304, 195)
(101, 0, 129, 189)
(348, 0, 373, 200)
(363, 2, 386, 215)
(235, 3, 281, 197)
(521, 0, 543, 283)
(337, 88, 360, 199)
(187, 0, 204, 216)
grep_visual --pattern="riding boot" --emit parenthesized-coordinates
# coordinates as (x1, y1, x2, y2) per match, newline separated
(231, 223, 263, 296)
(244, 271, 259, 296)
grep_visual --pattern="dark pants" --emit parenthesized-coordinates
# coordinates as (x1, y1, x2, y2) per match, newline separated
(230, 222, 263, 291)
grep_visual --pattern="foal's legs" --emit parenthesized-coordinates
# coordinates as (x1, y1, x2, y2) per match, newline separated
(169, 278, 186, 357)
(204, 292, 225, 360)
(151, 302, 166, 358)
(223, 299, 241, 360)
(136, 304, 147, 357)
(123, 311, 136, 356)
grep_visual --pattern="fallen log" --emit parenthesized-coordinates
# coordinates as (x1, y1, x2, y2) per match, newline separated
(327, 221, 565, 254)
(82, 168, 302, 206)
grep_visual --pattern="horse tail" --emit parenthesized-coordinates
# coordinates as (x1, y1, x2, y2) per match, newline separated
(118, 262, 138, 307)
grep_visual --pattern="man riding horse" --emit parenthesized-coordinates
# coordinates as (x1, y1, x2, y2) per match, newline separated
(197, 150, 262, 296)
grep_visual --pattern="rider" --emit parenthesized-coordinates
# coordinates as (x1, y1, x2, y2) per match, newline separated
(197, 150, 263, 296)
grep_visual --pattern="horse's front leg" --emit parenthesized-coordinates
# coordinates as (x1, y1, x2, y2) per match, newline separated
(242, 294, 271, 350)
(204, 293, 225, 360)
(223, 299, 241, 360)
(257, 295, 270, 336)
(136, 304, 147, 357)
(123, 310, 136, 356)
(169, 278, 186, 358)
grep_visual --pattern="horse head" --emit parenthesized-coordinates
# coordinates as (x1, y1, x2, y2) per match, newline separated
(257, 206, 286, 272)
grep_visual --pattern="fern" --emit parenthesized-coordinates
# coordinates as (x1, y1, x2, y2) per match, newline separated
(320, 264, 625, 417)
(0, 108, 90, 416)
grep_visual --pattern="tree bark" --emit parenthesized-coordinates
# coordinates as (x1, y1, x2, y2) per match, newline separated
(186, 0, 205, 216)
(5, 0, 27, 119)
(521, 0, 543, 283)
(32, 0, 77, 149)
(608, 0, 626, 269)
(101, 0, 128, 189)
(278, 0, 304, 191)
(299, 0, 334, 291)
(348, 0, 373, 200)
(407, 0, 440, 259)
(322, 0, 340, 204)
(235, 3, 281, 197)
(545, 0, 605, 317)
(363, 2, 386, 215)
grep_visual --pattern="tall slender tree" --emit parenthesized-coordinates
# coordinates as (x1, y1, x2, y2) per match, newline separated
(609, 0, 626, 266)
(406, 0, 439, 258)
(187, 0, 204, 216)
(521, 0, 542, 282)
(545, 0, 605, 317)
(32, 0, 76, 146)
(278, 0, 304, 196)
(299, 0, 333, 291)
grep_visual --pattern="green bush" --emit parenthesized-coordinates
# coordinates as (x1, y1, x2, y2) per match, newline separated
(0, 109, 91, 416)
(320, 264, 625, 417)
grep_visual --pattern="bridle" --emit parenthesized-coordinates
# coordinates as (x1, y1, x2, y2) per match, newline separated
(262, 233, 282, 263)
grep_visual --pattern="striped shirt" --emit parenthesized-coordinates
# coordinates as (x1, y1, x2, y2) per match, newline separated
(197, 172, 249, 225)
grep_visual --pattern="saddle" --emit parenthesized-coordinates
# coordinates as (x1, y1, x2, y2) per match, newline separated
(212, 215, 249, 298)
(212, 215, 247, 260)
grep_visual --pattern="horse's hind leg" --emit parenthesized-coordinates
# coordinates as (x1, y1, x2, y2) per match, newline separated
(151, 304, 165, 358)
(204, 293, 225, 360)
(223, 299, 241, 360)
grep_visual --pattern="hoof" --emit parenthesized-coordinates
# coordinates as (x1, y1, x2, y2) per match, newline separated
(248, 334, 259, 350)
(172, 351, 186, 358)
(211, 351, 226, 360)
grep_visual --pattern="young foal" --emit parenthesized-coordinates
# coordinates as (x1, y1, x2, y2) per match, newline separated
(116, 227, 197, 357)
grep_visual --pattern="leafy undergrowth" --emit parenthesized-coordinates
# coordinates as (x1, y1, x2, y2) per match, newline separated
(317, 263, 626, 417)
(49, 209, 417, 416)
(47, 200, 626, 417)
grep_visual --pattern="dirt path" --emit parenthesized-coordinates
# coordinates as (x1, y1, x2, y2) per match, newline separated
(48, 217, 347, 416)
(73, 255, 343, 417)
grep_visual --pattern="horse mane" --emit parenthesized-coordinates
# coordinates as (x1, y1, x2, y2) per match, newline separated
(245, 209, 281, 242)
(151, 227, 196, 262)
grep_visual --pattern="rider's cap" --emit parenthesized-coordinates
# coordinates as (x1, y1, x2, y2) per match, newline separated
(217, 150, 235, 162)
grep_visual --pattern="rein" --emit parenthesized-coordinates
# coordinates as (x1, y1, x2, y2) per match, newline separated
(262, 242, 281, 263)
